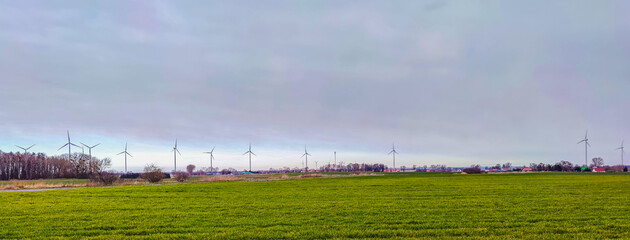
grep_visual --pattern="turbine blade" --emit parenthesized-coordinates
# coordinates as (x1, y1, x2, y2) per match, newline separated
(71, 143, 81, 148)
(243, 152, 248, 155)
(92, 143, 100, 148)
(251, 152, 256, 156)
(176, 149, 181, 155)
(81, 142, 88, 147)
(58, 143, 69, 151)
(117, 151, 125, 155)
(27, 144, 35, 150)
(126, 152, 133, 157)
(587, 142, 591, 147)
(577, 140, 586, 144)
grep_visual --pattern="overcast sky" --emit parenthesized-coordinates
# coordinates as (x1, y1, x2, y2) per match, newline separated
(1, 1, 629, 171)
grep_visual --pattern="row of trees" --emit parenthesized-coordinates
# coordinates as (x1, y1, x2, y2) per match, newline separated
(0, 151, 110, 180)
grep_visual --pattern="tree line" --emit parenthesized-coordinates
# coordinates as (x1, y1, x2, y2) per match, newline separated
(0, 150, 110, 180)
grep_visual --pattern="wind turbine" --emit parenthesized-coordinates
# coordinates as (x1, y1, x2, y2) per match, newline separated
(58, 130, 81, 161)
(301, 146, 311, 172)
(617, 140, 624, 166)
(203, 147, 216, 171)
(81, 142, 100, 161)
(243, 143, 256, 172)
(388, 143, 398, 169)
(15, 144, 35, 154)
(117, 143, 132, 172)
(173, 139, 181, 172)
(577, 131, 590, 167)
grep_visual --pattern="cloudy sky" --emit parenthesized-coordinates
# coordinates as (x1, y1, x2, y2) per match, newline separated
(1, 1, 629, 171)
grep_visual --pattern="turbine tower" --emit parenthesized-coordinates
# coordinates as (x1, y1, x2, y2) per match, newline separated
(15, 144, 35, 154)
(81, 142, 100, 161)
(203, 147, 216, 171)
(301, 146, 311, 172)
(388, 143, 398, 169)
(173, 139, 181, 172)
(117, 143, 132, 172)
(58, 130, 80, 161)
(617, 140, 624, 166)
(577, 131, 590, 167)
(243, 143, 256, 172)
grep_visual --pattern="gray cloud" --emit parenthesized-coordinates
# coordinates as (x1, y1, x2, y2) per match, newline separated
(1, 0, 630, 168)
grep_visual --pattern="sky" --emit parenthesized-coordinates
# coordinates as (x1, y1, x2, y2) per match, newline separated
(1, 0, 630, 172)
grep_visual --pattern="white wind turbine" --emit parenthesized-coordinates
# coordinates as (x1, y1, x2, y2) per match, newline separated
(173, 139, 181, 172)
(203, 147, 216, 171)
(388, 143, 398, 169)
(577, 131, 590, 167)
(58, 130, 81, 162)
(301, 146, 311, 172)
(81, 142, 100, 161)
(243, 143, 256, 172)
(117, 143, 132, 172)
(15, 144, 35, 154)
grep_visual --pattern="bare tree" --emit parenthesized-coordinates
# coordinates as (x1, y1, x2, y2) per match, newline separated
(558, 161, 573, 172)
(590, 157, 604, 168)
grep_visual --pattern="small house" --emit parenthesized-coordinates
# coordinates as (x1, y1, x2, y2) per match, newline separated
(592, 167, 606, 173)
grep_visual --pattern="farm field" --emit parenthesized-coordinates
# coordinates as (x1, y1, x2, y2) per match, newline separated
(1, 173, 629, 239)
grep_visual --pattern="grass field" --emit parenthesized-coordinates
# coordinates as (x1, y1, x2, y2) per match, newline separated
(1, 173, 629, 239)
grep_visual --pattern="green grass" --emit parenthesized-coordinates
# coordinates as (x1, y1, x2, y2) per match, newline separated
(1, 173, 629, 239)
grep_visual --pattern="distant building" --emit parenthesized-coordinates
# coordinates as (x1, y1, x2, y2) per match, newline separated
(522, 167, 533, 172)
(592, 167, 606, 173)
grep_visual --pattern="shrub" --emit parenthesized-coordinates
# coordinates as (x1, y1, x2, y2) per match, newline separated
(463, 167, 482, 174)
(90, 171, 120, 185)
(173, 172, 190, 182)
(141, 163, 165, 183)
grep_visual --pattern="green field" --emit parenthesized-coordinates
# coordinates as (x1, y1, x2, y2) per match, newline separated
(1, 173, 629, 239)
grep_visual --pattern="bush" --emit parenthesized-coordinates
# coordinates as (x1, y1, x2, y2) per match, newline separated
(90, 171, 120, 185)
(141, 163, 165, 183)
(173, 172, 190, 182)
(463, 167, 482, 174)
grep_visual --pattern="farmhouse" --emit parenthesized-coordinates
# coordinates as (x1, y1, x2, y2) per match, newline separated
(592, 167, 606, 173)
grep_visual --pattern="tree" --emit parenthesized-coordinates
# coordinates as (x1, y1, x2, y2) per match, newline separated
(590, 157, 604, 168)
(186, 164, 196, 175)
(141, 163, 165, 183)
(558, 161, 573, 172)
(88, 157, 118, 185)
